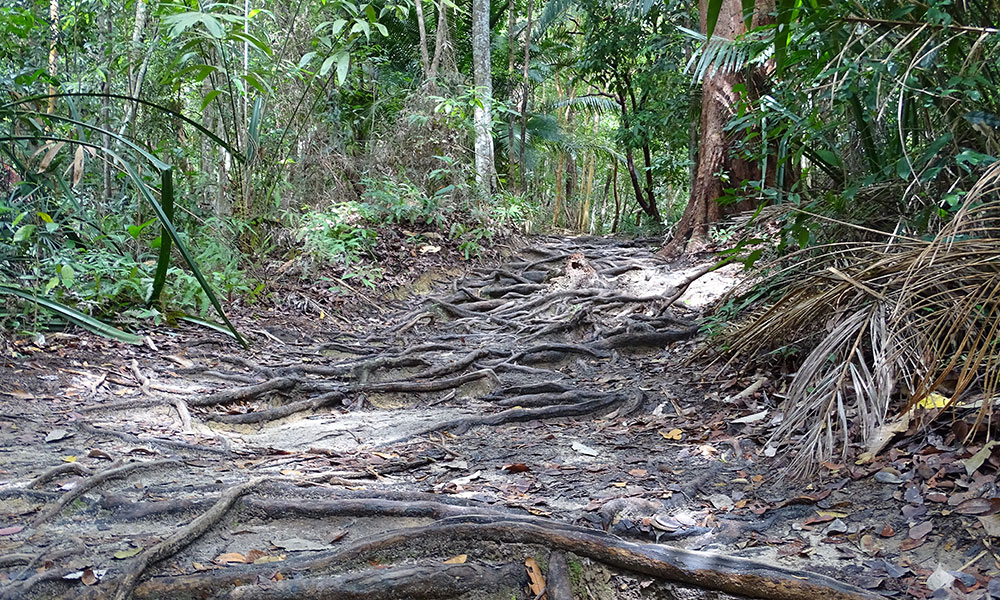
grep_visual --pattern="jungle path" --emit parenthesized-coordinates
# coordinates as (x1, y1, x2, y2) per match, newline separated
(0, 237, 935, 599)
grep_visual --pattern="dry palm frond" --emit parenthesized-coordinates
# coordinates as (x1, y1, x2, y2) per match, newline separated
(722, 162, 1000, 474)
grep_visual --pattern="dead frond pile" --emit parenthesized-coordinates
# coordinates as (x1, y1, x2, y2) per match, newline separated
(722, 162, 1000, 472)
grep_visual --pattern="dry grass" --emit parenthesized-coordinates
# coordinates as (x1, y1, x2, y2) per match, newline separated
(722, 161, 1000, 473)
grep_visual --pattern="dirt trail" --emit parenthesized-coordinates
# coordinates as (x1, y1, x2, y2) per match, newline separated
(0, 236, 963, 599)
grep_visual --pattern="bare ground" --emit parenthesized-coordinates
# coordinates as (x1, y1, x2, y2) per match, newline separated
(0, 236, 992, 600)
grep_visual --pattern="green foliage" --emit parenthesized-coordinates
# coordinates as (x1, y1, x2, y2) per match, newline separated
(360, 176, 449, 228)
(296, 203, 378, 267)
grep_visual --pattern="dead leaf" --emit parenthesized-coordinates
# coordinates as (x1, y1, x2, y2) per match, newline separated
(731, 410, 767, 424)
(955, 497, 1000, 516)
(271, 538, 328, 552)
(909, 521, 933, 539)
(62, 455, 77, 463)
(113, 547, 143, 559)
(443, 554, 467, 564)
(419, 244, 441, 254)
(246, 549, 266, 563)
(87, 449, 112, 460)
(659, 428, 684, 441)
(978, 514, 1000, 536)
(44, 429, 72, 443)
(571, 442, 599, 456)
(803, 513, 836, 526)
(899, 537, 925, 551)
(81, 569, 98, 586)
(961, 441, 999, 476)
(926, 564, 956, 591)
(880, 524, 895, 537)
(525, 557, 545, 595)
(502, 463, 531, 473)
(857, 412, 910, 463)
(214, 552, 247, 564)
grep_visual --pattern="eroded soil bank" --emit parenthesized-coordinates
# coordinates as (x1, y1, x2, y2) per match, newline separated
(0, 236, 989, 600)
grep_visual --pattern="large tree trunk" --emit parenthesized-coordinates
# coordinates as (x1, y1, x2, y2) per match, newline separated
(660, 0, 759, 257)
(471, 0, 495, 194)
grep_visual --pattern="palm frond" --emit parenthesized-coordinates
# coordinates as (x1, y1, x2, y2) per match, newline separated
(678, 25, 766, 83)
(545, 94, 619, 114)
(533, 0, 576, 40)
(721, 163, 1000, 474)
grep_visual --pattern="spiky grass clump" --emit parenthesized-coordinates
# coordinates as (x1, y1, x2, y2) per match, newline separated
(723, 162, 1000, 473)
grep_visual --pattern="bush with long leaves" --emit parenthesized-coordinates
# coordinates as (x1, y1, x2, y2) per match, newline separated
(0, 93, 247, 347)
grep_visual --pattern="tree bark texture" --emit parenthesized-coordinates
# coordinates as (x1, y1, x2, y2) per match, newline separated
(472, 0, 495, 194)
(661, 0, 769, 257)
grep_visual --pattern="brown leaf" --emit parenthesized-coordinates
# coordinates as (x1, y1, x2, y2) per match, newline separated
(81, 569, 98, 586)
(87, 449, 113, 460)
(502, 463, 530, 473)
(955, 497, 1000, 516)
(880, 524, 895, 537)
(525, 557, 545, 595)
(899, 536, 925, 551)
(443, 554, 467, 564)
(245, 549, 266, 562)
(329, 529, 349, 543)
(803, 514, 835, 526)
(0, 526, 24, 536)
(214, 552, 247, 564)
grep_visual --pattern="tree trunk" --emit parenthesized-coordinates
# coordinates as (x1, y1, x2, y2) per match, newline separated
(101, 0, 112, 206)
(471, 0, 495, 194)
(506, 0, 517, 192)
(47, 0, 59, 114)
(580, 148, 595, 231)
(611, 160, 621, 233)
(552, 154, 564, 227)
(660, 0, 747, 257)
(518, 0, 534, 193)
(660, 0, 779, 257)
(429, 0, 449, 79)
(415, 0, 430, 77)
(119, 0, 150, 136)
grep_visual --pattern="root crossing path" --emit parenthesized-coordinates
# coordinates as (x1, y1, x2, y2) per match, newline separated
(1, 237, 875, 600)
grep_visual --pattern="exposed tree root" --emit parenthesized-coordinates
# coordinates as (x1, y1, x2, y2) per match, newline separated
(383, 393, 627, 444)
(546, 551, 574, 600)
(6, 239, 850, 600)
(105, 478, 265, 600)
(122, 506, 874, 600)
(27, 462, 93, 489)
(32, 459, 179, 527)
(226, 562, 528, 600)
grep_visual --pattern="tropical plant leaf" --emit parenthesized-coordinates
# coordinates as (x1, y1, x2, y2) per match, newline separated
(0, 285, 143, 344)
